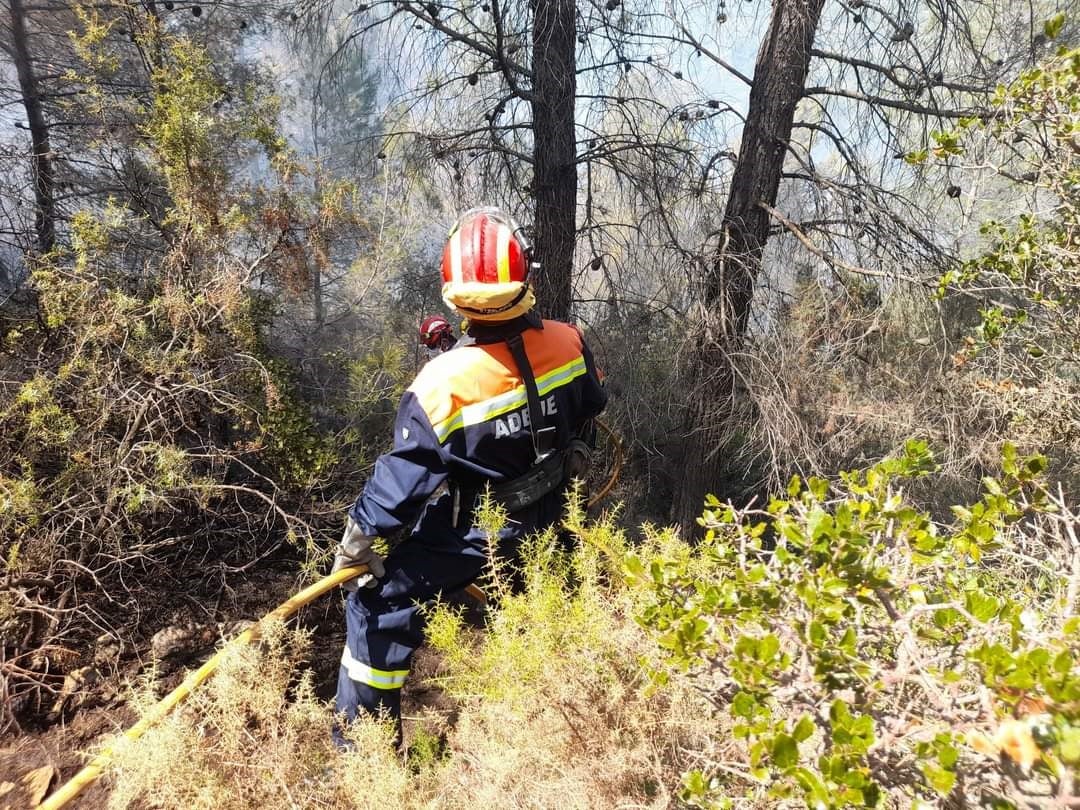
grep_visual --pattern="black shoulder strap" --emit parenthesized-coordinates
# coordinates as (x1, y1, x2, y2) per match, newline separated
(506, 332, 556, 462)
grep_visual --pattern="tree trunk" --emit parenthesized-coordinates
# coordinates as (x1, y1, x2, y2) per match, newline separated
(529, 0, 575, 322)
(9, 0, 56, 255)
(673, 0, 825, 528)
(311, 173, 325, 332)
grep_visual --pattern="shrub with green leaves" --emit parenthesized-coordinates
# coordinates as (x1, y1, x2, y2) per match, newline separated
(627, 440, 1079, 807)
(0, 21, 371, 726)
(929, 21, 1080, 475)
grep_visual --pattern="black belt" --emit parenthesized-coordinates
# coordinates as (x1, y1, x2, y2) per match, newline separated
(453, 450, 568, 525)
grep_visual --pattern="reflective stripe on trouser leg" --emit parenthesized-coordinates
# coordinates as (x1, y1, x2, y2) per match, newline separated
(335, 586, 420, 731)
(332, 518, 489, 745)
(341, 646, 408, 690)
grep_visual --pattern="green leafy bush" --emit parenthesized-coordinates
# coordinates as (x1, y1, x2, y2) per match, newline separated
(933, 31, 1080, 477)
(627, 441, 1079, 807)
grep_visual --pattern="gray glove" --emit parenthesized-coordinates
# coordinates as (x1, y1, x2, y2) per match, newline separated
(564, 438, 592, 481)
(332, 517, 386, 592)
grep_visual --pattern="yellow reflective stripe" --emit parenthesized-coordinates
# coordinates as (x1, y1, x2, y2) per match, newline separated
(496, 224, 511, 283)
(536, 356, 588, 396)
(437, 387, 527, 442)
(431, 356, 588, 443)
(449, 230, 463, 284)
(341, 646, 408, 690)
(432, 409, 467, 444)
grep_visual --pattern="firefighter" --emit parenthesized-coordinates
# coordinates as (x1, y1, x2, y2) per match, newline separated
(332, 207, 607, 745)
(419, 314, 456, 356)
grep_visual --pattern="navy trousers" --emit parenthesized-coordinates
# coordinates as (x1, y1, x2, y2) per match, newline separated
(334, 492, 563, 744)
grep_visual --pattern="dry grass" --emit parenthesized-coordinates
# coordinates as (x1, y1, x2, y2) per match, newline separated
(724, 282, 1080, 511)
(104, 621, 398, 810)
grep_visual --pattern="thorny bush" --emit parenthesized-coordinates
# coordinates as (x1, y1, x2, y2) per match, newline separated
(628, 440, 1080, 807)
(103, 496, 710, 809)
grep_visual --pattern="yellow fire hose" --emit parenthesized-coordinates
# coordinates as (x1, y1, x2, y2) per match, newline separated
(38, 565, 369, 810)
(40, 417, 622, 809)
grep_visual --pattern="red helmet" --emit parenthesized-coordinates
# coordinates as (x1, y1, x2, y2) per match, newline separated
(419, 315, 454, 349)
(440, 207, 536, 321)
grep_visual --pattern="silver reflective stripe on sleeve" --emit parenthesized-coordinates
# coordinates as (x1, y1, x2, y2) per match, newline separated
(341, 646, 408, 690)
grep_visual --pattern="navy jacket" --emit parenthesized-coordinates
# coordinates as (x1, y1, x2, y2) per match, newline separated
(349, 317, 607, 544)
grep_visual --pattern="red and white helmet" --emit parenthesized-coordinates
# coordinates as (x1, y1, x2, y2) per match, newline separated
(419, 315, 454, 349)
(440, 207, 536, 322)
